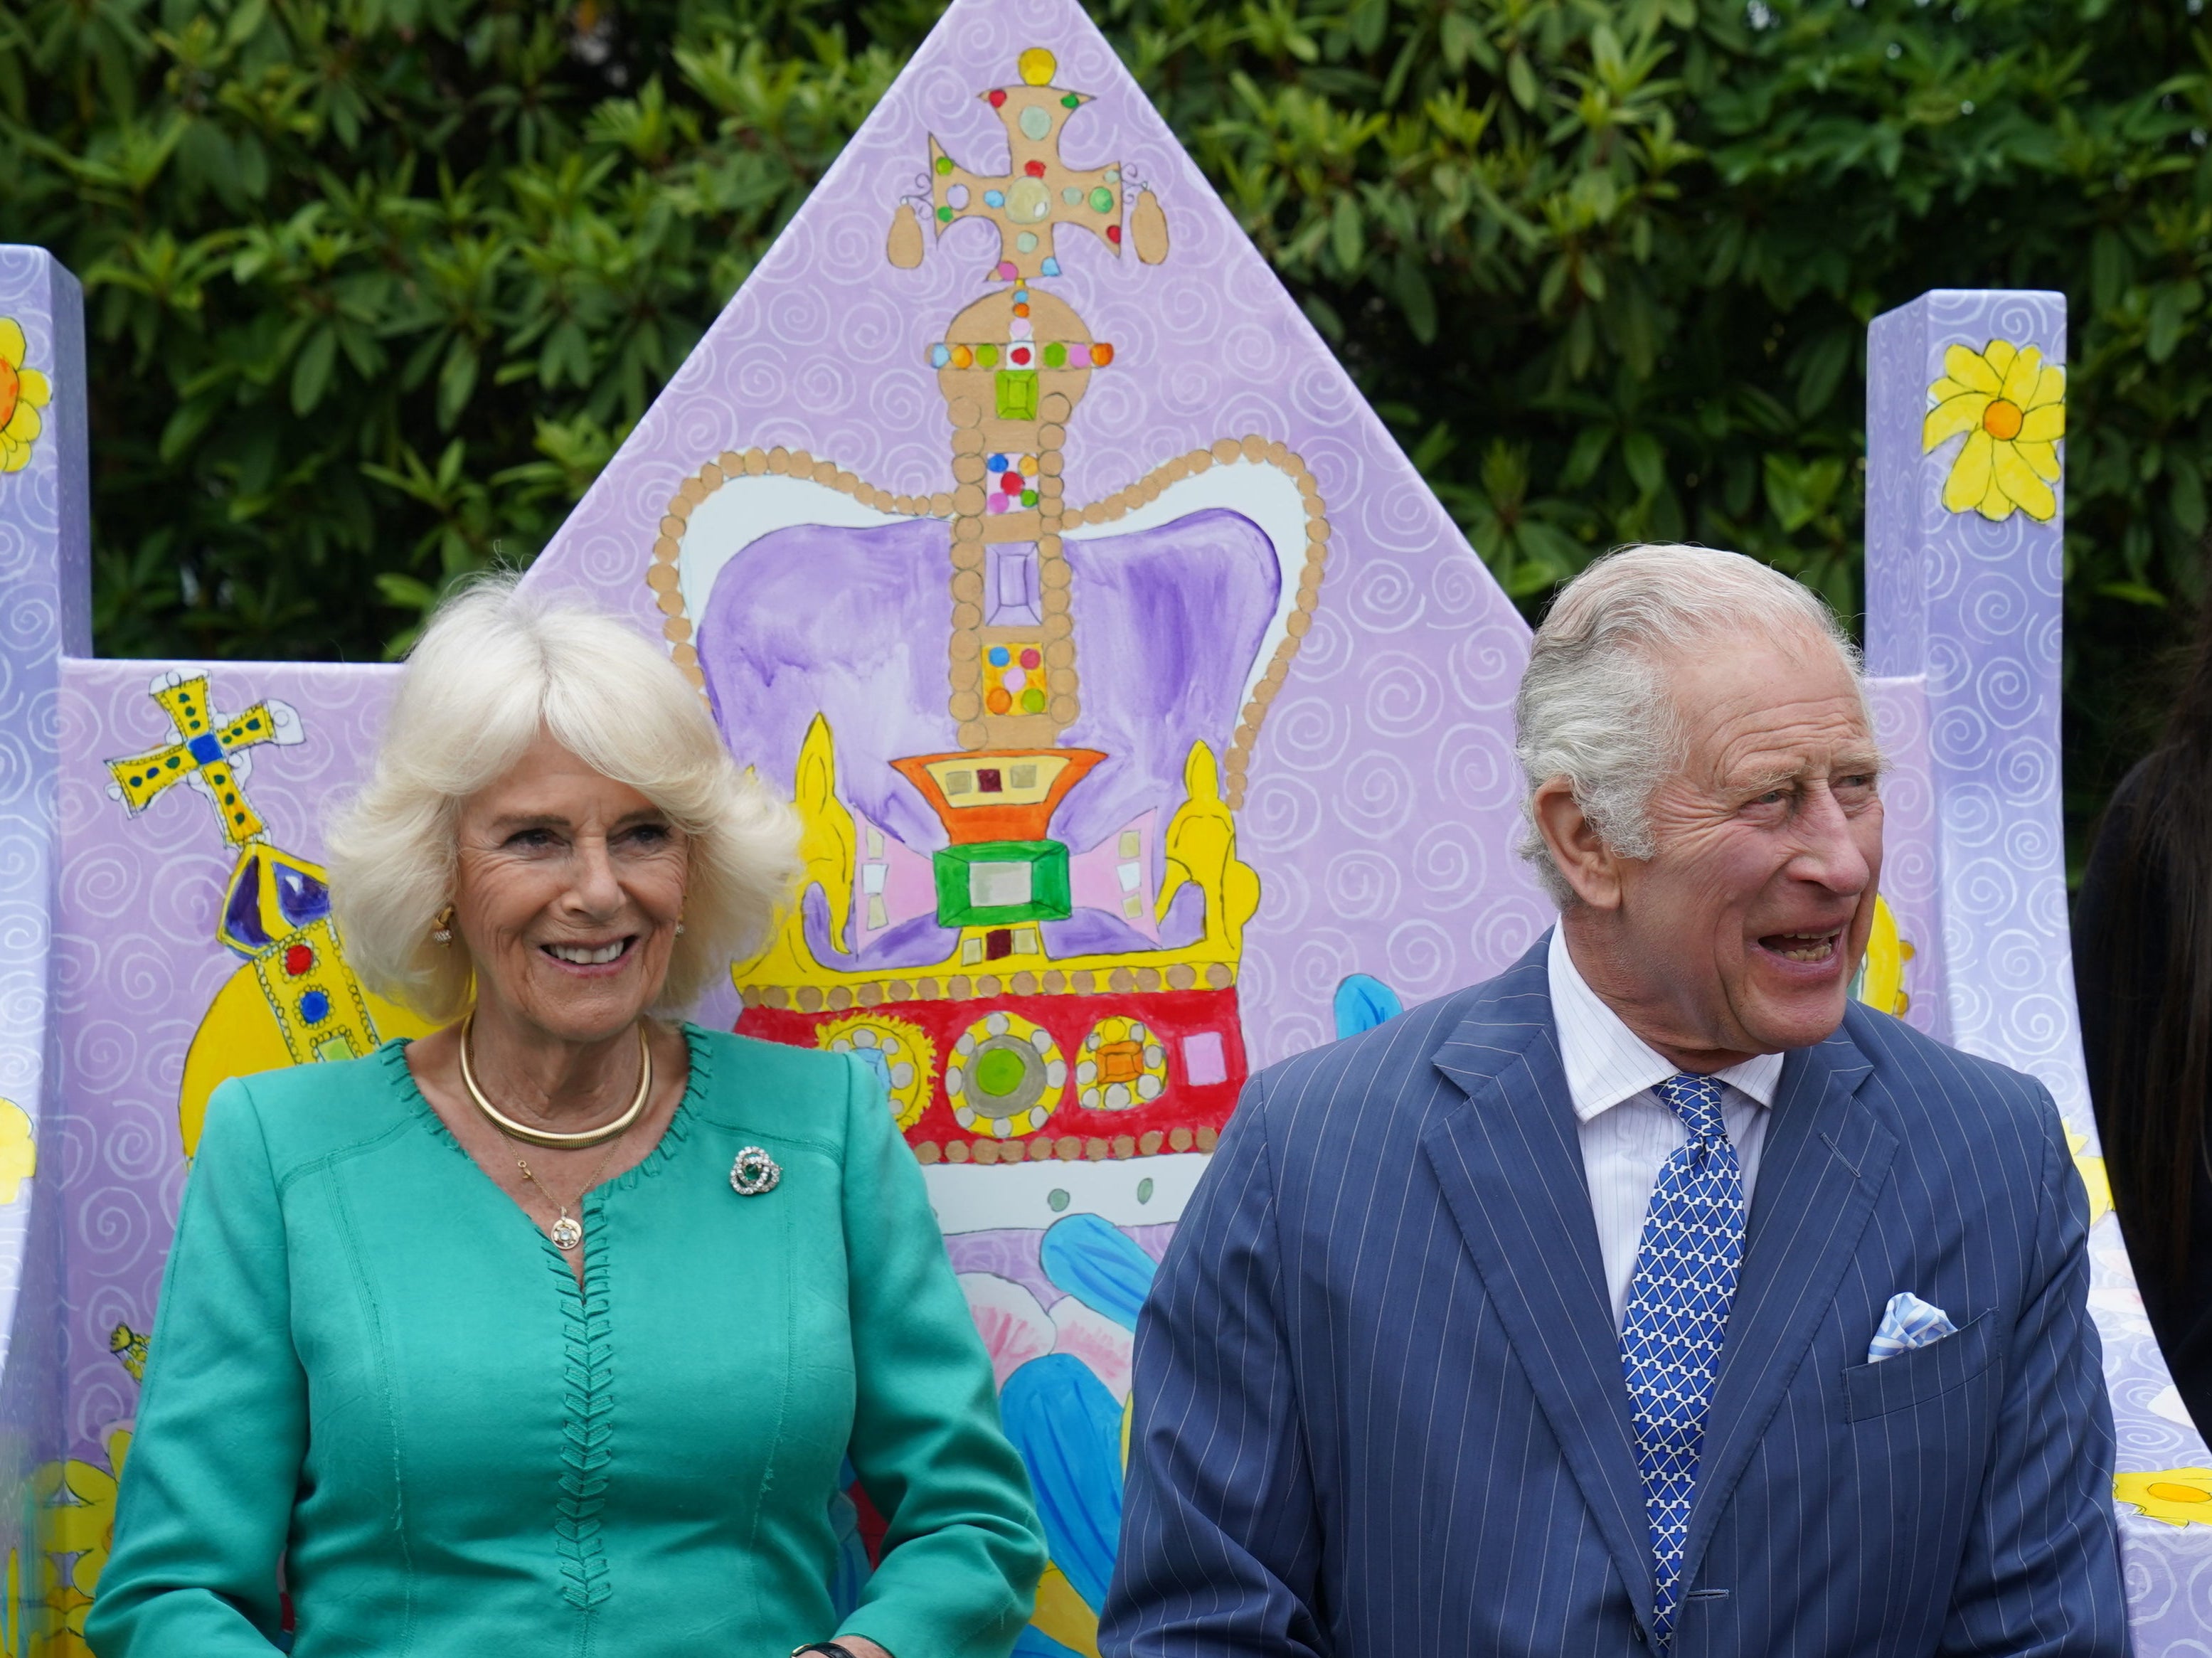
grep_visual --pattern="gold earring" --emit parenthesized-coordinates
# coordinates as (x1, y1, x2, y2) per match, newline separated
(431, 905, 454, 945)
(674, 898, 686, 937)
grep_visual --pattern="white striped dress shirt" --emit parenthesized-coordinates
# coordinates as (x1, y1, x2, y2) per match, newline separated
(1547, 926, 1783, 1329)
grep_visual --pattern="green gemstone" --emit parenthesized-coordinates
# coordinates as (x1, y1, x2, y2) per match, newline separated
(935, 155, 954, 174)
(978, 344, 999, 368)
(1090, 187, 1114, 213)
(994, 369, 1040, 420)
(1021, 489, 1038, 507)
(1019, 688, 1047, 714)
(1043, 342, 1067, 368)
(1061, 93, 1080, 109)
(974, 1048, 1029, 1098)
(936, 205, 953, 223)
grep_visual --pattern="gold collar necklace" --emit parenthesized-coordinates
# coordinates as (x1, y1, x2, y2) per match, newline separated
(457, 1011, 653, 1149)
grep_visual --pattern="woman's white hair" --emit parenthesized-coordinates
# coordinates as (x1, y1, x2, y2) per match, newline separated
(328, 575, 800, 1022)
(1514, 543, 1864, 905)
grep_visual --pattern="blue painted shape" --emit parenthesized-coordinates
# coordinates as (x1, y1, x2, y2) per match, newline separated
(186, 733, 223, 766)
(999, 1353, 1122, 1609)
(1039, 1212, 1156, 1331)
(1334, 972, 1403, 1038)
(275, 860, 332, 925)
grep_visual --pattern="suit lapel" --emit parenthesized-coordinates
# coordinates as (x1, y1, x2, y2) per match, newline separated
(1421, 937, 1657, 1629)
(1676, 1017, 1896, 1594)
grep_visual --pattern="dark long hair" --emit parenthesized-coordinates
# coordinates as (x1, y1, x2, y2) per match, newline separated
(2095, 596, 2212, 1294)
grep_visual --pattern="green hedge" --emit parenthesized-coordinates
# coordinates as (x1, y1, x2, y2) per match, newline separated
(3, 0, 2206, 859)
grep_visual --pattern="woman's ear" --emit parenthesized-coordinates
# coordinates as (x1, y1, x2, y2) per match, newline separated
(1531, 777, 1624, 911)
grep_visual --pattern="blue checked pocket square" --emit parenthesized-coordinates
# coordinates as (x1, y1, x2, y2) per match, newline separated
(1867, 1292, 1957, 1364)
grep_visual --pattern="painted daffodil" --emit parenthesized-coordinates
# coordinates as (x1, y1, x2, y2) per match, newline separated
(1923, 339, 2064, 521)
(46, 1426, 131, 1652)
(0, 319, 50, 474)
(2115, 1467, 2212, 1527)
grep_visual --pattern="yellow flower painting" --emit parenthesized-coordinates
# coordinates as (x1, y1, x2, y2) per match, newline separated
(1922, 339, 2065, 521)
(0, 1101, 37, 1208)
(0, 320, 50, 475)
(2115, 1467, 2212, 1527)
(43, 1426, 132, 1654)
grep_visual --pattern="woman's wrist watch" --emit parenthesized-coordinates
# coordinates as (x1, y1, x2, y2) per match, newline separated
(792, 1644, 873, 1658)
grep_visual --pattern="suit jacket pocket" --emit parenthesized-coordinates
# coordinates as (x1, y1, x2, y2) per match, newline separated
(1841, 1311, 1995, 1422)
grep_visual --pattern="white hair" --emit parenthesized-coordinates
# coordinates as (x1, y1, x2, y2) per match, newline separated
(1514, 543, 1864, 905)
(327, 575, 800, 1023)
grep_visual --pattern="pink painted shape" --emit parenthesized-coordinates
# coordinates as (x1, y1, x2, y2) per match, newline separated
(958, 1272, 1054, 1389)
(1067, 809, 1156, 941)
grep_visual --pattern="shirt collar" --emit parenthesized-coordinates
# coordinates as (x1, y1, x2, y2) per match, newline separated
(1546, 925, 1785, 1124)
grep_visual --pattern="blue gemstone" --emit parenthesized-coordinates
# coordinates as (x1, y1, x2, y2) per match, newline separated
(930, 344, 950, 368)
(988, 454, 1008, 472)
(984, 190, 1005, 208)
(299, 989, 331, 1026)
(186, 733, 223, 765)
(1040, 257, 1062, 277)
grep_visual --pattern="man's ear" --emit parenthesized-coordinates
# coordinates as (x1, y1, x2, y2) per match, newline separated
(1531, 777, 1624, 910)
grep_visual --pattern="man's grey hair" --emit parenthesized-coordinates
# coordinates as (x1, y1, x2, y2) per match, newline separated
(1514, 543, 1865, 906)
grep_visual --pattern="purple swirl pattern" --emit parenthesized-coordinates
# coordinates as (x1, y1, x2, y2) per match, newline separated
(51, 662, 401, 1460)
(0, 248, 87, 1553)
(1868, 289, 2212, 1648)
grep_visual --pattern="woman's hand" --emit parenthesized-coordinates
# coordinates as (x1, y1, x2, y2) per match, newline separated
(836, 1640, 893, 1658)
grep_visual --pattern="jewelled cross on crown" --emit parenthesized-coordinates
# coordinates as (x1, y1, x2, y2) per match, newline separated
(106, 672, 294, 846)
(925, 46, 1166, 286)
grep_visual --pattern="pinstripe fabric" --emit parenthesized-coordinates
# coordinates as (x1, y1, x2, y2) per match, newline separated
(1102, 933, 2128, 1658)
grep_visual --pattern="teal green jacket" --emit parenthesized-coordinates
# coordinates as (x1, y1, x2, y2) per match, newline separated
(87, 1026, 1046, 1658)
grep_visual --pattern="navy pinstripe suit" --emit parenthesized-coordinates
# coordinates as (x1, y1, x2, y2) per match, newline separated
(1102, 936, 2127, 1658)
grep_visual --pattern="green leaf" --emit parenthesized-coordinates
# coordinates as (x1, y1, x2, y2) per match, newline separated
(1507, 50, 1539, 112)
(1330, 191, 1364, 275)
(2147, 282, 2193, 365)
(2173, 464, 2206, 538)
(1623, 431, 1665, 498)
(1394, 251, 1436, 344)
(437, 341, 480, 431)
(1794, 331, 1853, 420)
(290, 327, 338, 416)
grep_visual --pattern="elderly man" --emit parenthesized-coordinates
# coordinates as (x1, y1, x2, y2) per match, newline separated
(1102, 545, 2125, 1657)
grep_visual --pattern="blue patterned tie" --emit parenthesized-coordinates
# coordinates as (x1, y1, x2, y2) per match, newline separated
(1619, 1073, 1745, 1647)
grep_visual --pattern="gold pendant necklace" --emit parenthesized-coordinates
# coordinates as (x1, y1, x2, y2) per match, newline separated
(516, 1133, 629, 1253)
(459, 1011, 652, 1149)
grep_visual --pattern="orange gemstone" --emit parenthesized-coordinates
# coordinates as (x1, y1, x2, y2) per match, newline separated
(1982, 398, 2024, 441)
(985, 686, 1013, 715)
(1090, 342, 1114, 367)
(0, 355, 16, 431)
(1098, 1041, 1144, 1084)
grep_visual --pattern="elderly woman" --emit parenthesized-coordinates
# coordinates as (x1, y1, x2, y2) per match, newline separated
(87, 580, 1046, 1657)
